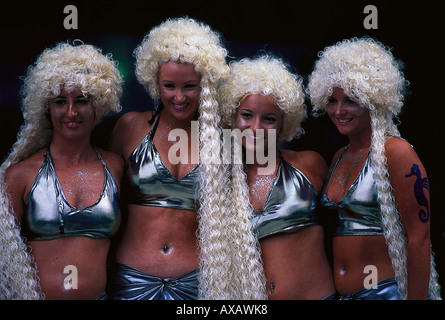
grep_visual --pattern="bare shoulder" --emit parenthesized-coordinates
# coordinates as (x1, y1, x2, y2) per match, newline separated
(281, 149, 327, 171)
(385, 136, 417, 159)
(112, 111, 153, 134)
(4, 149, 46, 177)
(4, 161, 27, 187)
(118, 110, 152, 125)
(3, 149, 46, 194)
(280, 149, 328, 191)
(109, 110, 154, 158)
(385, 136, 426, 180)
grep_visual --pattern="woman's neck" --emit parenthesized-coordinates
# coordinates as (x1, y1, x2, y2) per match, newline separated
(245, 149, 280, 176)
(347, 130, 372, 153)
(159, 109, 198, 131)
(49, 137, 95, 165)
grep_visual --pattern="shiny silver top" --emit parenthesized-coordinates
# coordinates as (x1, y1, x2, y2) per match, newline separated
(250, 156, 319, 240)
(321, 146, 385, 236)
(24, 148, 120, 241)
(124, 113, 199, 211)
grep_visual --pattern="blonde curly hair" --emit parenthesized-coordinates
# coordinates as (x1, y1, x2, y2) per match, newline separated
(308, 37, 406, 117)
(0, 175, 43, 299)
(2, 41, 123, 169)
(308, 37, 441, 300)
(0, 41, 123, 299)
(134, 17, 229, 101)
(134, 17, 239, 299)
(220, 55, 307, 142)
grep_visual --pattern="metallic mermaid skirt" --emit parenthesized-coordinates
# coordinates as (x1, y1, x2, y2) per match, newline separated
(109, 262, 199, 300)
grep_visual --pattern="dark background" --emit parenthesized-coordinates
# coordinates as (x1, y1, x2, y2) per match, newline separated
(1, 0, 443, 298)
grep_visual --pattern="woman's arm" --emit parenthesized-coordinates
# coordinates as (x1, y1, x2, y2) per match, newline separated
(4, 162, 28, 223)
(386, 137, 431, 299)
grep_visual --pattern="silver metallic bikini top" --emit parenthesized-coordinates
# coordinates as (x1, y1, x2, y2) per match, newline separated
(250, 156, 319, 240)
(320, 146, 384, 236)
(124, 113, 199, 211)
(23, 148, 120, 241)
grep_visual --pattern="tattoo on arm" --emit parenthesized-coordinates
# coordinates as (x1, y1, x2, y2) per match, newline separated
(405, 164, 430, 223)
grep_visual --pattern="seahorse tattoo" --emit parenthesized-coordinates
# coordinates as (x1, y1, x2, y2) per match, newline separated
(405, 164, 430, 223)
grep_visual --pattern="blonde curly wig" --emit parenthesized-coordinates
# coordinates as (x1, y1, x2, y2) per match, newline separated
(134, 17, 241, 299)
(134, 17, 229, 101)
(220, 55, 307, 142)
(308, 37, 406, 118)
(0, 41, 123, 299)
(308, 37, 441, 300)
(2, 41, 123, 169)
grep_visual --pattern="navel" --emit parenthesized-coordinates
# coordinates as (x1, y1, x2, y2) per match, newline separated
(161, 244, 174, 256)
(338, 264, 347, 277)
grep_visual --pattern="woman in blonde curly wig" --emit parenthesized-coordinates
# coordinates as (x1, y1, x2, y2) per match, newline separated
(219, 55, 335, 299)
(109, 17, 233, 299)
(2, 41, 124, 299)
(308, 37, 441, 299)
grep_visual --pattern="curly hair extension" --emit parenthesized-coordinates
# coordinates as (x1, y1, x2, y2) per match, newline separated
(196, 80, 234, 299)
(0, 171, 44, 300)
(369, 111, 409, 298)
(0, 41, 123, 299)
(228, 163, 268, 299)
(307, 36, 441, 299)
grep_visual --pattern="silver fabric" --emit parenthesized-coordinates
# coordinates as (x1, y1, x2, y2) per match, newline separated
(124, 112, 199, 211)
(321, 146, 384, 236)
(23, 148, 120, 241)
(111, 263, 199, 300)
(338, 277, 401, 300)
(250, 156, 319, 240)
